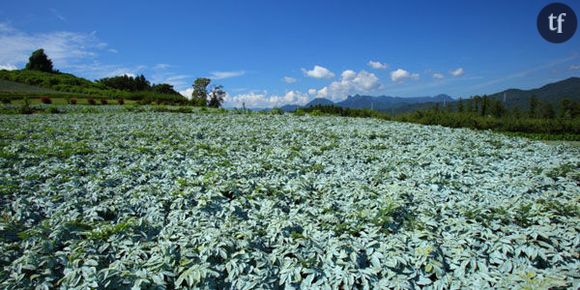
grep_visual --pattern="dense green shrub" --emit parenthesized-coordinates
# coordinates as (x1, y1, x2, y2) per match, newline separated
(295, 105, 579, 140)
(47, 106, 60, 114)
(87, 98, 96, 105)
(270, 108, 284, 115)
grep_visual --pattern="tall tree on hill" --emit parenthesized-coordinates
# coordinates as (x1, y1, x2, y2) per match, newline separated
(208, 85, 226, 108)
(135, 75, 150, 91)
(25, 49, 54, 73)
(192, 78, 211, 106)
(97, 74, 151, 91)
(152, 83, 179, 95)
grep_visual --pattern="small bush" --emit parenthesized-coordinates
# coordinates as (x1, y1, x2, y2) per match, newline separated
(69, 98, 77, 105)
(117, 98, 125, 105)
(87, 98, 97, 105)
(1, 98, 11, 104)
(138, 98, 152, 105)
(100, 99, 108, 105)
(47, 106, 60, 114)
(40, 96, 52, 104)
(19, 97, 33, 114)
(270, 108, 284, 115)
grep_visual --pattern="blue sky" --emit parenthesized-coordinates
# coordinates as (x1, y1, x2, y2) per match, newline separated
(1, 0, 579, 108)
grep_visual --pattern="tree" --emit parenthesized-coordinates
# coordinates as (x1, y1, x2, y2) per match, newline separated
(432, 103, 440, 113)
(480, 95, 489, 116)
(135, 75, 150, 91)
(208, 85, 226, 108)
(490, 99, 506, 118)
(457, 98, 464, 113)
(152, 83, 178, 95)
(97, 74, 151, 91)
(192, 78, 211, 106)
(560, 98, 578, 118)
(529, 96, 539, 118)
(541, 103, 555, 119)
(472, 96, 481, 113)
(25, 49, 54, 73)
(445, 101, 452, 113)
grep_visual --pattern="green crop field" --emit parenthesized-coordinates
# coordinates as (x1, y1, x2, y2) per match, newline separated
(0, 106, 578, 289)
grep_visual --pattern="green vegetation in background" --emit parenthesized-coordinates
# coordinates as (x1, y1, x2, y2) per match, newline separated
(0, 48, 228, 107)
(297, 100, 580, 140)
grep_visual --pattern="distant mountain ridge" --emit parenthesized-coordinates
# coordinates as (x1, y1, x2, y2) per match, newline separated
(279, 77, 580, 113)
(396, 77, 580, 113)
(281, 94, 454, 112)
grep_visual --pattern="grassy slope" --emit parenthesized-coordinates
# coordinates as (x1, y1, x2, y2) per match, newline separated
(0, 69, 187, 102)
(0, 79, 60, 93)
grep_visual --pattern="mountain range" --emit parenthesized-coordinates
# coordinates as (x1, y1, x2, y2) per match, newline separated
(279, 77, 580, 114)
(280, 94, 454, 113)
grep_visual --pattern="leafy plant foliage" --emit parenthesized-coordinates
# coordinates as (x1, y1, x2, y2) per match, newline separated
(0, 108, 578, 289)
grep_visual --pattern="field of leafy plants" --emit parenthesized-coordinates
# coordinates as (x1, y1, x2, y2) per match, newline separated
(0, 106, 579, 289)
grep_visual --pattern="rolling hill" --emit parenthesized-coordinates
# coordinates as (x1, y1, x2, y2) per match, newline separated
(396, 77, 580, 114)
(0, 69, 187, 103)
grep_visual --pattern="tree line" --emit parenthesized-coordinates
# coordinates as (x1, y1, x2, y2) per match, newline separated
(440, 95, 578, 119)
(298, 95, 580, 140)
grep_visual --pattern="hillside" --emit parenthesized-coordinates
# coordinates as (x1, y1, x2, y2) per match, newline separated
(0, 79, 61, 94)
(488, 77, 580, 108)
(0, 69, 187, 103)
(399, 77, 580, 114)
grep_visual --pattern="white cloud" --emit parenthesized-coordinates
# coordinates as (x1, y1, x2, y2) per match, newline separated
(450, 67, 464, 77)
(209, 70, 245, 80)
(315, 70, 381, 101)
(0, 22, 109, 70)
(308, 88, 317, 95)
(570, 64, 580, 70)
(179, 88, 194, 99)
(390, 68, 420, 82)
(154, 63, 171, 70)
(283, 76, 296, 83)
(432, 73, 444, 79)
(368, 60, 388, 69)
(159, 74, 190, 89)
(0, 64, 17, 70)
(341, 70, 357, 80)
(224, 90, 309, 108)
(302, 65, 335, 79)
(65, 62, 146, 80)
